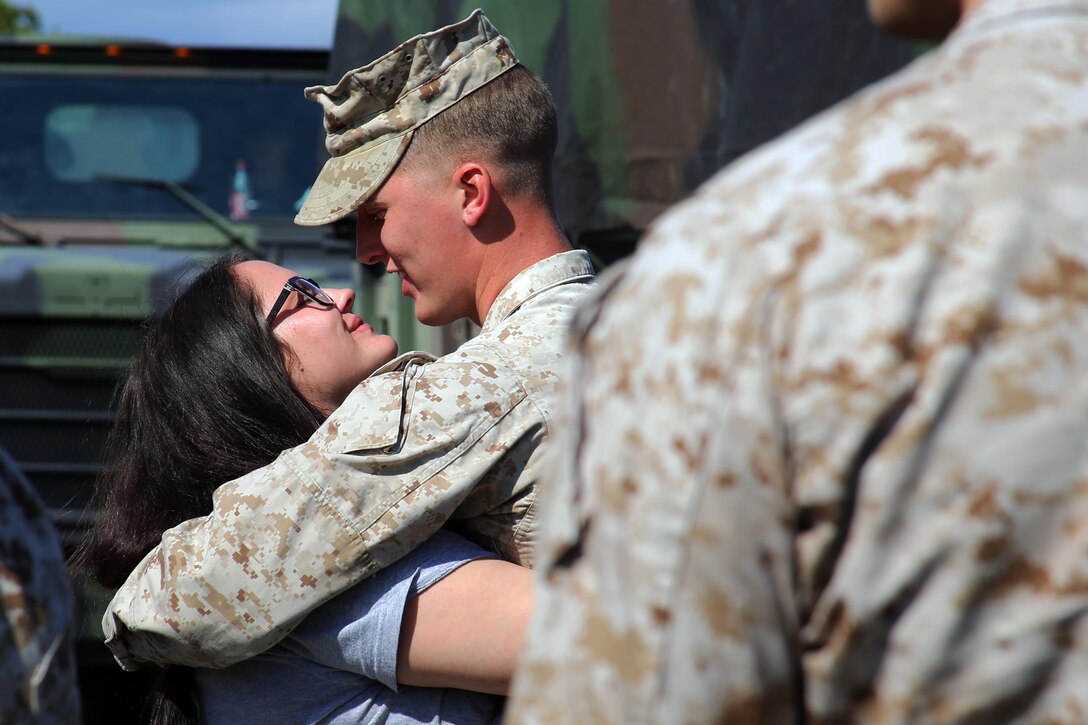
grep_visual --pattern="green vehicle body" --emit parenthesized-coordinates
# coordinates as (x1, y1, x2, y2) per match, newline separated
(1, 3, 916, 721)
(0, 38, 344, 720)
(331, 0, 917, 265)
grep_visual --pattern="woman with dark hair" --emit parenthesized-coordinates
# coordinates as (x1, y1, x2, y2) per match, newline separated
(74, 255, 531, 725)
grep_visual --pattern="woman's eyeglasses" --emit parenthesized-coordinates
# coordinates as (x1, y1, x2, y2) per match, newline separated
(265, 276, 335, 324)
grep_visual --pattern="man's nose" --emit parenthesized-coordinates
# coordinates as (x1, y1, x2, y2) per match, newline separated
(355, 219, 387, 265)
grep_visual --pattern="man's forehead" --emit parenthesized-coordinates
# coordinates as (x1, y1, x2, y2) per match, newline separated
(363, 174, 398, 207)
(367, 162, 437, 205)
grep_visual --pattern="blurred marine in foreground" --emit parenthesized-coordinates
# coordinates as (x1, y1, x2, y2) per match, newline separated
(508, 0, 1088, 722)
(0, 448, 80, 723)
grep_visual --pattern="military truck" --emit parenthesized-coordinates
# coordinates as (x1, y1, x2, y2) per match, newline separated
(0, 37, 344, 721)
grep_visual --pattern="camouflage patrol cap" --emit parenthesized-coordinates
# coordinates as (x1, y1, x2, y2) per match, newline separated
(294, 9, 520, 226)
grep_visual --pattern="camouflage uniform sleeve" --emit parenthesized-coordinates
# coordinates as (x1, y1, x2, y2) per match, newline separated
(104, 354, 534, 670)
(0, 449, 81, 723)
(508, 257, 801, 723)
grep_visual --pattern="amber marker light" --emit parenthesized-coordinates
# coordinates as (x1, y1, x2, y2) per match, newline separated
(105, 45, 122, 57)
(36, 44, 53, 55)
(174, 46, 191, 58)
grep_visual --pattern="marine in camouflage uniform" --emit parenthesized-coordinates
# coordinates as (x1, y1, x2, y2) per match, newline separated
(0, 448, 80, 723)
(101, 11, 594, 670)
(507, 0, 1088, 722)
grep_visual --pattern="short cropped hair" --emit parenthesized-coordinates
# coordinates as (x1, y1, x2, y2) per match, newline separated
(400, 65, 558, 203)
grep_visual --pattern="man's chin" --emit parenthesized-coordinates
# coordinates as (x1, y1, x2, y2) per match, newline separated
(416, 310, 457, 327)
(414, 302, 473, 328)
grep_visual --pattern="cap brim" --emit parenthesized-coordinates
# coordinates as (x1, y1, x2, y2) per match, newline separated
(294, 130, 414, 227)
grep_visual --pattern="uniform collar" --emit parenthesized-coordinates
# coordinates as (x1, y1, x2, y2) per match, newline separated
(482, 250, 595, 331)
(953, 0, 1088, 38)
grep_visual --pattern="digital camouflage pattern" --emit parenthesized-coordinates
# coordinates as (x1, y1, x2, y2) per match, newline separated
(330, 0, 915, 253)
(508, 0, 1088, 722)
(103, 250, 594, 670)
(296, 9, 518, 226)
(0, 448, 80, 723)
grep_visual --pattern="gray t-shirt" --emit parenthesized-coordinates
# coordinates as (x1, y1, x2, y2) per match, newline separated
(195, 530, 504, 724)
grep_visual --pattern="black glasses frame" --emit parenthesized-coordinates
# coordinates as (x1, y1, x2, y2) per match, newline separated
(265, 276, 335, 324)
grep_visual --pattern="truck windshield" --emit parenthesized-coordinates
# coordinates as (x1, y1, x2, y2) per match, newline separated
(0, 72, 323, 220)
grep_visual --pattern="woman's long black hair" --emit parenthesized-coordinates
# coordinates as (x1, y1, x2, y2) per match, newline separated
(72, 254, 326, 725)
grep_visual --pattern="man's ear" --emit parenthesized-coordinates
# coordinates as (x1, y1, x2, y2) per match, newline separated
(454, 162, 492, 227)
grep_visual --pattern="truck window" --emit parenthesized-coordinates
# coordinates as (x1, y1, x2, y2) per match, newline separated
(46, 104, 199, 183)
(0, 72, 320, 220)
